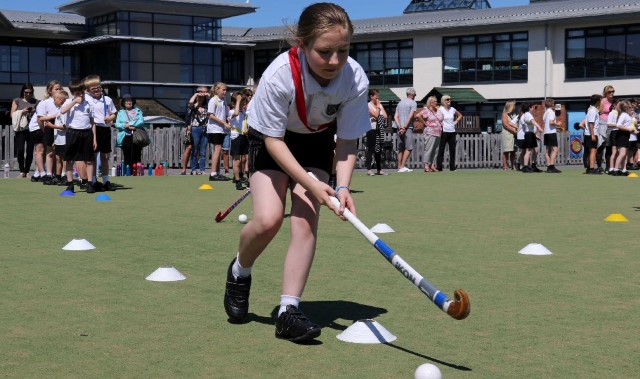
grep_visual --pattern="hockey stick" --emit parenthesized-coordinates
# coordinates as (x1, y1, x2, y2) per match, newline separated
(215, 189, 251, 223)
(310, 173, 470, 320)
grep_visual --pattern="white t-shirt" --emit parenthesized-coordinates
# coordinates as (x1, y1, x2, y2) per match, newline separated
(543, 108, 556, 134)
(616, 112, 632, 132)
(439, 106, 458, 133)
(515, 115, 524, 140)
(35, 98, 57, 132)
(585, 106, 599, 136)
(29, 100, 47, 132)
(228, 108, 247, 140)
(53, 99, 70, 145)
(248, 49, 370, 140)
(520, 112, 535, 133)
(607, 110, 618, 130)
(65, 99, 93, 130)
(85, 94, 117, 127)
(207, 95, 227, 134)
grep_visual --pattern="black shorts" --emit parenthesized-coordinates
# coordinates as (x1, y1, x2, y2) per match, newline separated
(543, 133, 558, 147)
(54, 145, 66, 159)
(515, 139, 525, 149)
(608, 130, 618, 146)
(43, 127, 55, 146)
(95, 126, 112, 153)
(523, 132, 538, 149)
(30, 129, 44, 145)
(248, 124, 337, 176)
(207, 133, 225, 145)
(64, 129, 95, 162)
(583, 135, 597, 150)
(614, 131, 630, 148)
(628, 140, 638, 153)
(230, 135, 249, 156)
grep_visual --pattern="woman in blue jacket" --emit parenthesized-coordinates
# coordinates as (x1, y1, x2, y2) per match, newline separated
(116, 94, 145, 169)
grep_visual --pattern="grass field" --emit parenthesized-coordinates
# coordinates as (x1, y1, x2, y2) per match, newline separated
(1, 168, 639, 378)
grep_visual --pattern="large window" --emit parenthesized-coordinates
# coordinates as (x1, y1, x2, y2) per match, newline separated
(0, 44, 77, 85)
(253, 49, 283, 80)
(350, 40, 413, 86)
(566, 24, 640, 79)
(119, 42, 221, 84)
(89, 12, 221, 42)
(443, 32, 528, 83)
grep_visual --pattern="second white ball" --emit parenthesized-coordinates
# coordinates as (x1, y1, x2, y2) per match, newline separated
(238, 214, 248, 223)
(415, 363, 442, 379)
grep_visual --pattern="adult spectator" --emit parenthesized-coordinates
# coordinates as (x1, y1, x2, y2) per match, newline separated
(436, 94, 463, 172)
(366, 89, 388, 176)
(184, 86, 210, 175)
(418, 96, 442, 172)
(600, 85, 615, 172)
(115, 94, 145, 171)
(10, 83, 37, 178)
(394, 87, 417, 172)
(501, 100, 518, 170)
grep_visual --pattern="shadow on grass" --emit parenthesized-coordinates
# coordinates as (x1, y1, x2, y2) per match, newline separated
(385, 343, 472, 372)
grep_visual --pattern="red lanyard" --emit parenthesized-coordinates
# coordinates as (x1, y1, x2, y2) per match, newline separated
(288, 47, 334, 132)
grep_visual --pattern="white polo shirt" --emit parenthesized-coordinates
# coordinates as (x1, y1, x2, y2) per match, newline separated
(543, 108, 556, 134)
(207, 96, 227, 134)
(54, 99, 71, 145)
(66, 99, 93, 130)
(520, 112, 535, 133)
(585, 106, 599, 136)
(29, 100, 47, 132)
(86, 94, 117, 127)
(248, 49, 370, 140)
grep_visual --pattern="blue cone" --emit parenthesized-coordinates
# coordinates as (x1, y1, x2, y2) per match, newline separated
(96, 194, 111, 201)
(60, 190, 76, 196)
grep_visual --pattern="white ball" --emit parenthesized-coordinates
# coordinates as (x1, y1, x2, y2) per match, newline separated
(415, 363, 442, 379)
(238, 214, 248, 223)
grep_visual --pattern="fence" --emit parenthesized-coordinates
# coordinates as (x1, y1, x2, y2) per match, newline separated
(1, 124, 583, 171)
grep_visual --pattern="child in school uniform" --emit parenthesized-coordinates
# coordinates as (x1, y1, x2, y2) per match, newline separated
(519, 103, 543, 173)
(222, 2, 371, 342)
(228, 91, 250, 190)
(585, 94, 602, 174)
(85, 75, 117, 191)
(207, 82, 230, 181)
(37, 80, 63, 185)
(59, 79, 96, 193)
(41, 90, 70, 185)
(543, 98, 563, 173)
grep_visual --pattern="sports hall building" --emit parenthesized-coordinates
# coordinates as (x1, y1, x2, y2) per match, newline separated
(1, 0, 640, 130)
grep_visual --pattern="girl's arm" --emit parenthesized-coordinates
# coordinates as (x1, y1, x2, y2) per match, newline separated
(60, 95, 82, 115)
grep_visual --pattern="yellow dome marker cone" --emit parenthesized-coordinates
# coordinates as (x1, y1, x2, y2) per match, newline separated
(628, 173, 638, 178)
(199, 184, 213, 190)
(604, 213, 628, 222)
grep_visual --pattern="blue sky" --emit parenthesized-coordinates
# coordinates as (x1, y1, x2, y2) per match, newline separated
(7, 0, 530, 27)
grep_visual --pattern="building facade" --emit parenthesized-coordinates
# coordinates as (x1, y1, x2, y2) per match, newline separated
(2, 0, 640, 130)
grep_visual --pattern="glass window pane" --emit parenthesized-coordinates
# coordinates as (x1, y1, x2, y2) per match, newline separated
(130, 85, 153, 98)
(356, 50, 369, 71)
(586, 36, 605, 59)
(129, 12, 152, 22)
(154, 24, 191, 39)
(495, 42, 510, 60)
(478, 43, 492, 58)
(370, 49, 383, 71)
(461, 44, 475, 59)
(154, 14, 190, 25)
(444, 45, 459, 59)
(154, 45, 192, 64)
(154, 63, 192, 82)
(130, 43, 152, 62)
(194, 47, 212, 63)
(567, 30, 584, 38)
(566, 38, 585, 59)
(399, 48, 412, 68)
(29, 47, 46, 75)
(512, 41, 528, 60)
(194, 65, 213, 84)
(627, 33, 640, 60)
(0, 45, 10, 71)
(11, 46, 28, 72)
(385, 48, 398, 68)
(129, 22, 152, 37)
(606, 34, 625, 59)
(130, 62, 153, 81)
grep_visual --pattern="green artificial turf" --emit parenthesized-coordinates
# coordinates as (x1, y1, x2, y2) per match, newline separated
(1, 168, 638, 378)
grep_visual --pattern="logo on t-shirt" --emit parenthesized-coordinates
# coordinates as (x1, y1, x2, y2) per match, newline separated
(325, 104, 340, 116)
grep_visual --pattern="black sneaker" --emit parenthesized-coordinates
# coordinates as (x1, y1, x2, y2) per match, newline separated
(86, 183, 96, 194)
(51, 176, 61, 185)
(532, 166, 543, 173)
(620, 170, 630, 176)
(521, 166, 533, 173)
(42, 175, 53, 185)
(31, 175, 40, 182)
(275, 305, 321, 342)
(93, 181, 104, 192)
(236, 181, 244, 190)
(103, 181, 115, 191)
(224, 258, 251, 321)
(65, 184, 75, 193)
(79, 180, 87, 190)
